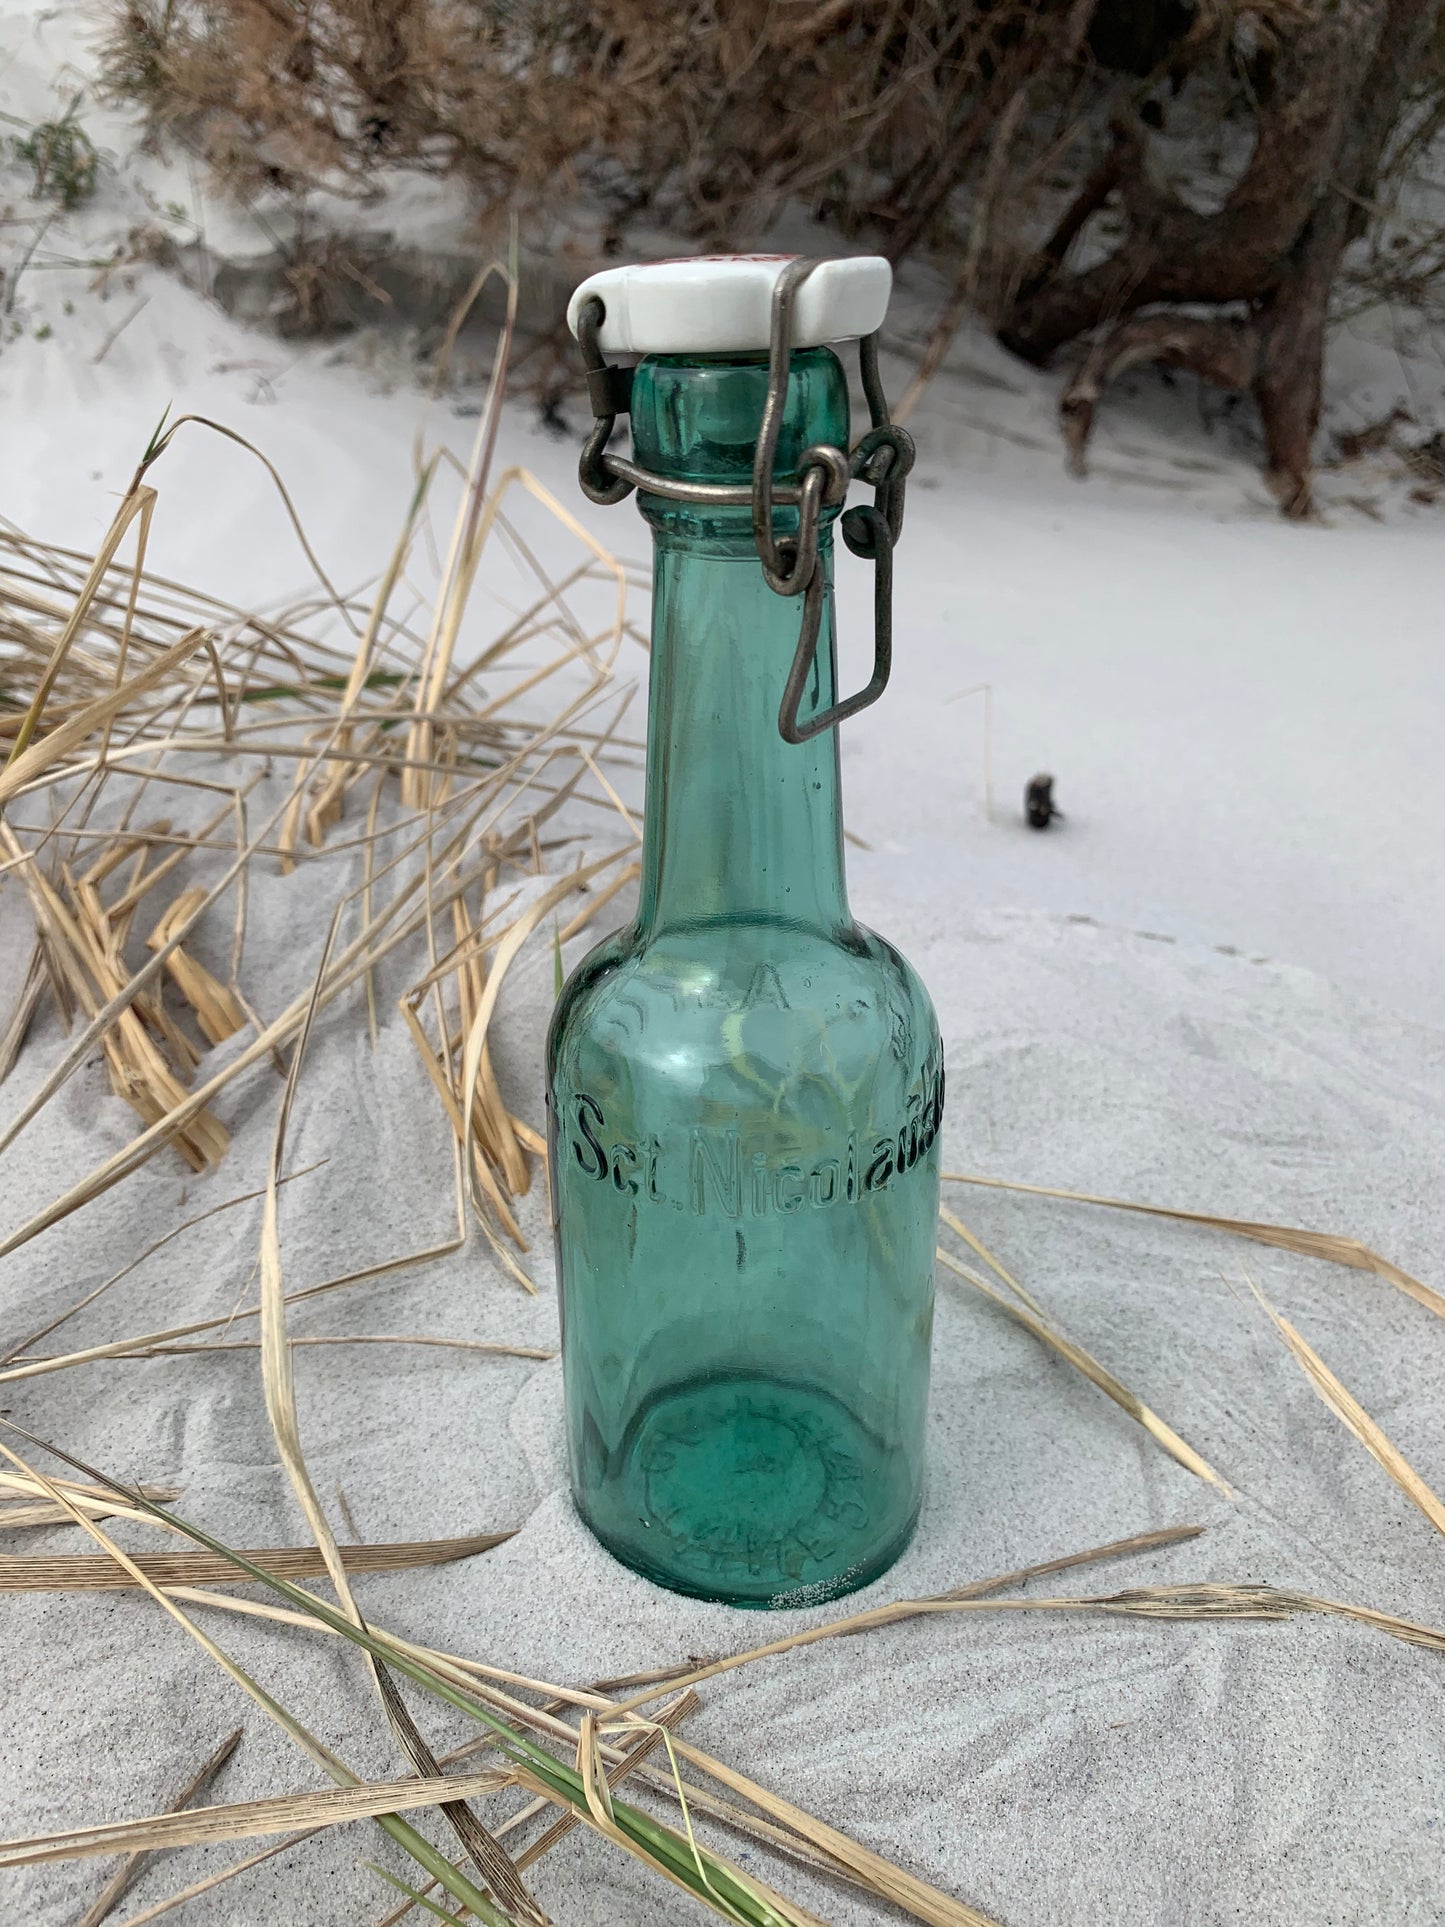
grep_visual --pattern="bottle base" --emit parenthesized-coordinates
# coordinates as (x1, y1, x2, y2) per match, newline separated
(575, 1372, 919, 1608)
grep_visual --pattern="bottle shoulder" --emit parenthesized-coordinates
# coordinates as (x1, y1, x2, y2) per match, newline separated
(547, 916, 938, 1092)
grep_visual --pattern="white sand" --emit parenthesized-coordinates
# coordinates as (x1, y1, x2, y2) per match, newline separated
(4, 5, 1445, 1921)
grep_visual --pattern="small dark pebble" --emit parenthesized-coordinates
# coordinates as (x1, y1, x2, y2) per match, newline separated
(1025, 772, 1063, 830)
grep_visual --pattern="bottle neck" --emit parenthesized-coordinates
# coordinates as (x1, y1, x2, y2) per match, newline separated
(637, 526, 848, 935)
(629, 348, 852, 939)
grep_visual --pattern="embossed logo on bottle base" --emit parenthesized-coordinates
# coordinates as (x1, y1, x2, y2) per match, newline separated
(632, 1377, 874, 1587)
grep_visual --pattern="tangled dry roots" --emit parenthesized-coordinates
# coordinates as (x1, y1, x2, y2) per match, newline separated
(1002, 0, 1444, 513)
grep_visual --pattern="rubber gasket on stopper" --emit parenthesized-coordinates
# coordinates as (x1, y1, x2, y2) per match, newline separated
(567, 255, 891, 357)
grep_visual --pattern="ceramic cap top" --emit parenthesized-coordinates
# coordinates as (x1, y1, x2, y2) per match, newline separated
(567, 255, 892, 356)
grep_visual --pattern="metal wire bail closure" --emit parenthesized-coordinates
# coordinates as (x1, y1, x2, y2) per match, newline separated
(572, 255, 913, 741)
(576, 296, 636, 506)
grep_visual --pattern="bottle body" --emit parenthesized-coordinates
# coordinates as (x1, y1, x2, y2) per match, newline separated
(547, 348, 941, 1607)
(549, 920, 941, 1606)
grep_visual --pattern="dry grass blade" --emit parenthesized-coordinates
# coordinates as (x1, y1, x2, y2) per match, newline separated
(943, 1171, 1445, 1318)
(149, 1584, 621, 1721)
(0, 1529, 511, 1590)
(0, 813, 243, 1156)
(145, 888, 245, 1043)
(0, 1766, 519, 1869)
(607, 1524, 1204, 1713)
(828, 1579, 1445, 1655)
(0, 1472, 178, 1508)
(0, 1160, 465, 1393)
(83, 1334, 554, 1362)
(642, 1736, 997, 1927)
(399, 842, 631, 1290)
(130, 414, 355, 625)
(632, 1755, 920, 1900)
(935, 1245, 1233, 1496)
(0, 1291, 419, 1385)
(557, 860, 640, 944)
(0, 809, 291, 1176)
(0, 1472, 180, 1531)
(587, 1712, 851, 1927)
(938, 1202, 1043, 1315)
(0, 1499, 163, 1531)
(403, 267, 518, 811)
(104, 1828, 322, 1926)
(75, 1726, 242, 1927)
(2, 478, 163, 773)
(0, 621, 208, 803)
(1245, 1276, 1445, 1538)
(277, 459, 441, 870)
(1, 820, 232, 1169)
(163, 1584, 638, 1786)
(0, 946, 45, 1085)
(628, 1764, 866, 1895)
(1045, 1583, 1445, 1653)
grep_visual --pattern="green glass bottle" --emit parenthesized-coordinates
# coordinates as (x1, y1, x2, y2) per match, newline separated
(547, 261, 942, 1607)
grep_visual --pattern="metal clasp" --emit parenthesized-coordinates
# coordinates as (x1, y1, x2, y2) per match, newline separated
(575, 257, 913, 743)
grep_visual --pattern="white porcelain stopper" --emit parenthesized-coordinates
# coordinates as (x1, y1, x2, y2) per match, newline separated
(567, 254, 891, 356)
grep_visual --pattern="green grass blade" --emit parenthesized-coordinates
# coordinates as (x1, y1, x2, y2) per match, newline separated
(368, 1826, 512, 1925)
(368, 1861, 475, 1923)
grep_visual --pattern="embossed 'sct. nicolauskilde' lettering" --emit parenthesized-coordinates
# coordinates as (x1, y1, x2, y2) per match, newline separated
(565, 1046, 944, 1217)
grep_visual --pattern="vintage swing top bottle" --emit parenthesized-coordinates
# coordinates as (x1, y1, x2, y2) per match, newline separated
(548, 256, 943, 1607)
